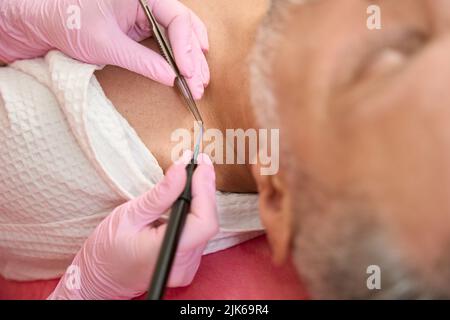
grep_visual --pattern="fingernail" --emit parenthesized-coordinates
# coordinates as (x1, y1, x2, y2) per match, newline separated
(201, 59, 210, 86)
(197, 153, 213, 166)
(193, 82, 204, 100)
(176, 150, 193, 165)
(203, 41, 210, 53)
(200, 28, 209, 53)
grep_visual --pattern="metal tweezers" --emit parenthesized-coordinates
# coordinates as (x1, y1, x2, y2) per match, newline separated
(138, 0, 204, 125)
(138, 0, 205, 300)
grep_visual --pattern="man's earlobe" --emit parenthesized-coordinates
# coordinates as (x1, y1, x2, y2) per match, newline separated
(252, 163, 293, 266)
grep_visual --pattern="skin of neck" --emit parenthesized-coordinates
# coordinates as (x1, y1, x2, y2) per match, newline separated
(95, 0, 269, 192)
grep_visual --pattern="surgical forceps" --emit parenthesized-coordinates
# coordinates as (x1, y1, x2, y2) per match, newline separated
(139, 0, 204, 127)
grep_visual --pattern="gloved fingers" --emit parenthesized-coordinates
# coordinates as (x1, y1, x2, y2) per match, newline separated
(134, 226, 204, 288)
(167, 16, 210, 99)
(143, 0, 193, 78)
(128, 23, 152, 43)
(191, 153, 217, 219)
(168, 245, 205, 287)
(183, 38, 210, 100)
(135, 0, 206, 52)
(127, 13, 206, 67)
(132, 2, 153, 42)
(177, 153, 219, 252)
(149, 0, 210, 100)
(190, 10, 209, 53)
(127, 150, 193, 229)
(166, 9, 195, 79)
(104, 29, 176, 86)
(139, 153, 217, 252)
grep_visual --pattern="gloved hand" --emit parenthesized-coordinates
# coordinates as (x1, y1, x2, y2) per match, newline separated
(0, 0, 210, 99)
(48, 151, 218, 300)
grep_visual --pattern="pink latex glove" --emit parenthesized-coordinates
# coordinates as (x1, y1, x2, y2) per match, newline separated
(0, 0, 210, 99)
(48, 151, 218, 300)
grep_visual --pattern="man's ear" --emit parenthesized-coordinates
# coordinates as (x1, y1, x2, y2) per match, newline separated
(252, 163, 293, 266)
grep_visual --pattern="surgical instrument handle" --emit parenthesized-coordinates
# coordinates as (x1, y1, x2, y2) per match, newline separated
(147, 159, 197, 300)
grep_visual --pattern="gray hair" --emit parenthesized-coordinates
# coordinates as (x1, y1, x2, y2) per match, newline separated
(250, 0, 317, 124)
(291, 195, 427, 299)
(249, 0, 307, 175)
(250, 0, 304, 128)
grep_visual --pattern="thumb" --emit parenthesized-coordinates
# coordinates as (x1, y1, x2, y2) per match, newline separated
(178, 153, 219, 252)
(127, 151, 194, 229)
(104, 30, 176, 86)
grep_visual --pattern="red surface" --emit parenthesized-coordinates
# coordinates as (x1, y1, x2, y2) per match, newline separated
(0, 236, 308, 300)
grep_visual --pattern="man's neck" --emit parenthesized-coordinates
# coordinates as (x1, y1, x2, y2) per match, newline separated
(185, 0, 268, 127)
(95, 0, 269, 192)
(187, 0, 270, 191)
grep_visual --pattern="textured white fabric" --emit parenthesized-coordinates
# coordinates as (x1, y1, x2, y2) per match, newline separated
(0, 51, 263, 281)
